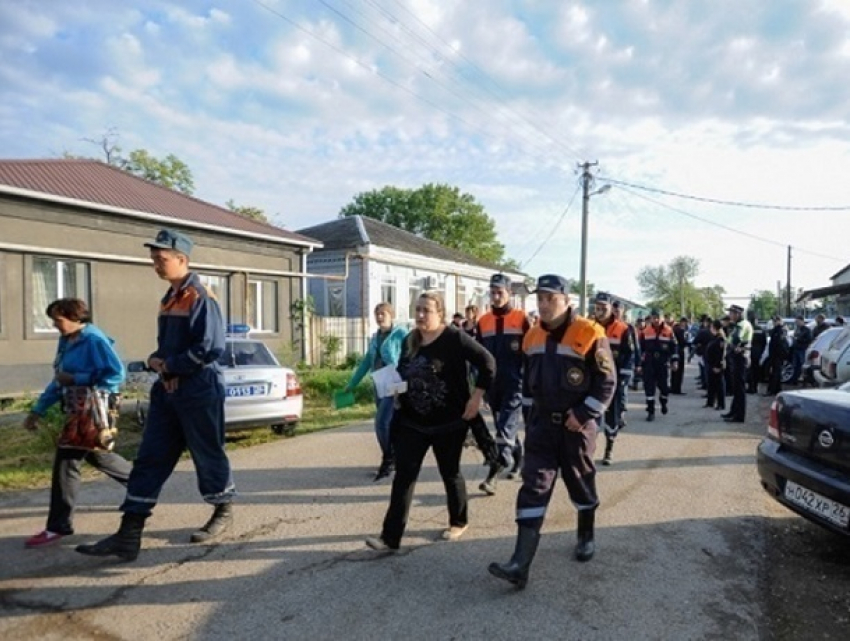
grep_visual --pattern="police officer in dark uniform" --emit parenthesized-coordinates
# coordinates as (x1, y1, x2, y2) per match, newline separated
(722, 305, 752, 423)
(77, 229, 236, 561)
(746, 311, 767, 394)
(765, 315, 789, 395)
(637, 308, 679, 421)
(488, 274, 615, 589)
(475, 274, 530, 495)
(670, 317, 689, 394)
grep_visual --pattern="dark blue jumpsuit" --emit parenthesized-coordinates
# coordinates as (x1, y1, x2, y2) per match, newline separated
(516, 312, 616, 529)
(122, 272, 235, 516)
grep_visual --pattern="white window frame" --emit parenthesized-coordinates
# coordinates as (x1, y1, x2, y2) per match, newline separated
(197, 272, 230, 323)
(248, 279, 279, 333)
(31, 256, 91, 333)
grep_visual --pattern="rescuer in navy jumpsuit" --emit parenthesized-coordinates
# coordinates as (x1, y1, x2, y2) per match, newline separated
(77, 229, 236, 562)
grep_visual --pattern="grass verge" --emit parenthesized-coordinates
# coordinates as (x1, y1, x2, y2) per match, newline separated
(0, 368, 375, 493)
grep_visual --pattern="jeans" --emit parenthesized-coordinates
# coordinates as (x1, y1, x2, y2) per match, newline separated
(790, 348, 806, 384)
(374, 394, 395, 461)
(380, 424, 468, 548)
(47, 447, 132, 534)
(122, 378, 235, 516)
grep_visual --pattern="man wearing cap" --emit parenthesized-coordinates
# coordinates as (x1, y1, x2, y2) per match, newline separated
(722, 305, 753, 423)
(788, 316, 813, 385)
(593, 292, 636, 465)
(77, 228, 236, 561)
(489, 274, 615, 589)
(637, 308, 679, 421)
(475, 273, 531, 494)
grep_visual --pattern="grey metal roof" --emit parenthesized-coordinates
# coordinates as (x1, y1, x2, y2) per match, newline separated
(298, 215, 521, 274)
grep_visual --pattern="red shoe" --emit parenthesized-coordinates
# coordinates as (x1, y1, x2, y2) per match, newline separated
(25, 530, 65, 548)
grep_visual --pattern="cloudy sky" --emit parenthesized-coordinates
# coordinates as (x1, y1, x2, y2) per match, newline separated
(2, 0, 849, 306)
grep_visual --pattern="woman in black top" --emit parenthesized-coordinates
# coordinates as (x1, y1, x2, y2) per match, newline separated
(705, 320, 727, 411)
(366, 292, 496, 550)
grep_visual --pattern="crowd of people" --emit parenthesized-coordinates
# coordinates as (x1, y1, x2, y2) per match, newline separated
(23, 246, 838, 589)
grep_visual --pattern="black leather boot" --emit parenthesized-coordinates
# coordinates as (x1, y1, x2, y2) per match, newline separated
(75, 512, 146, 562)
(660, 397, 669, 415)
(191, 503, 233, 543)
(575, 509, 596, 562)
(374, 456, 394, 481)
(602, 437, 614, 466)
(646, 399, 655, 422)
(488, 525, 541, 589)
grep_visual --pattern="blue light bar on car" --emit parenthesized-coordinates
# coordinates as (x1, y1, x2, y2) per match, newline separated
(226, 323, 251, 337)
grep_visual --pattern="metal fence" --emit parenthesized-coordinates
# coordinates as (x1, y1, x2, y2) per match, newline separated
(308, 316, 369, 367)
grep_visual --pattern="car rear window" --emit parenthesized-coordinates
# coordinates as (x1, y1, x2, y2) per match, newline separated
(217, 341, 278, 367)
(829, 327, 850, 353)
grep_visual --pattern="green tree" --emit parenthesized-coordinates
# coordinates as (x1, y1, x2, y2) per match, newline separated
(637, 256, 725, 319)
(749, 290, 780, 320)
(122, 149, 194, 194)
(226, 199, 269, 223)
(339, 183, 508, 264)
(566, 278, 595, 299)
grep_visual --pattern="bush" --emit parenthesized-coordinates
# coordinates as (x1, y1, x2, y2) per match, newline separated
(297, 368, 374, 404)
(342, 352, 361, 370)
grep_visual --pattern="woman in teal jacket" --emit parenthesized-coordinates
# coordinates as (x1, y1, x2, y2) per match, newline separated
(346, 302, 408, 481)
(23, 298, 132, 548)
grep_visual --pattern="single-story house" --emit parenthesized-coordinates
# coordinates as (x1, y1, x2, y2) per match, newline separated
(0, 159, 321, 396)
(798, 263, 850, 316)
(296, 215, 528, 356)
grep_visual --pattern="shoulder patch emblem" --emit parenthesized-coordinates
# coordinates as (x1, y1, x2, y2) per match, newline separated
(567, 367, 585, 386)
(595, 350, 613, 374)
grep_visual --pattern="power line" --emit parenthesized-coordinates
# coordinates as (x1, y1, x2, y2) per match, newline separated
(616, 185, 846, 262)
(519, 183, 581, 268)
(600, 176, 850, 211)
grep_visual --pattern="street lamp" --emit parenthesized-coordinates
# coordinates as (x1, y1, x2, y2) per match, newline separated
(578, 176, 611, 317)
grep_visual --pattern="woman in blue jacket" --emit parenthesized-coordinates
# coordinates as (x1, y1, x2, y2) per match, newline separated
(23, 298, 132, 548)
(346, 302, 408, 481)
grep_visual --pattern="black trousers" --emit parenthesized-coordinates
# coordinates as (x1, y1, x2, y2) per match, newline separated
(381, 424, 468, 548)
(728, 353, 748, 420)
(670, 356, 685, 393)
(706, 369, 725, 409)
(766, 357, 784, 395)
(47, 447, 132, 534)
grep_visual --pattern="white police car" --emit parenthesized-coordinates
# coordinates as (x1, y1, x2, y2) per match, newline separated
(130, 325, 303, 435)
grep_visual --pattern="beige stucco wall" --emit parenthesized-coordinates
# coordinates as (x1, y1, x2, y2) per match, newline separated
(0, 194, 307, 396)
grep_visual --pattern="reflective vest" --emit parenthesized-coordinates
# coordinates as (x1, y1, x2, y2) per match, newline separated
(477, 307, 528, 391)
(602, 318, 634, 375)
(639, 322, 678, 365)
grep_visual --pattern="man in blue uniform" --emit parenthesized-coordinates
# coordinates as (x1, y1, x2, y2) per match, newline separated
(488, 274, 615, 589)
(77, 229, 236, 561)
(637, 308, 679, 421)
(476, 273, 530, 495)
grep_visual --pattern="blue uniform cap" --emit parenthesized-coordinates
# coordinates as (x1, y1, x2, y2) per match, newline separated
(533, 274, 569, 295)
(490, 273, 511, 289)
(594, 291, 612, 305)
(727, 304, 744, 314)
(145, 228, 194, 256)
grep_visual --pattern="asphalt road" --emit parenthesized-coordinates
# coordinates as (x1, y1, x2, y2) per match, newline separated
(0, 369, 842, 640)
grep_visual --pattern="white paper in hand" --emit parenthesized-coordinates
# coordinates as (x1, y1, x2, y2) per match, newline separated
(371, 365, 407, 398)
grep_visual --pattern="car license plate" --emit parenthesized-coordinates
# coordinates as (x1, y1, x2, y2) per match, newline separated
(226, 384, 267, 397)
(784, 480, 850, 528)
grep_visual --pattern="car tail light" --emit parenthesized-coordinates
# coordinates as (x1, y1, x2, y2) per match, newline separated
(808, 350, 819, 361)
(286, 373, 302, 397)
(767, 400, 781, 440)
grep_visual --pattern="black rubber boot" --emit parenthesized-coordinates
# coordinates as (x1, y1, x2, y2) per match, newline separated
(479, 462, 502, 496)
(646, 399, 655, 422)
(75, 512, 146, 562)
(488, 525, 541, 589)
(191, 503, 233, 543)
(575, 509, 596, 562)
(660, 397, 669, 415)
(602, 437, 614, 466)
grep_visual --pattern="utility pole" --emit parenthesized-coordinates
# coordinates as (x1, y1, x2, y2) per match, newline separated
(786, 245, 792, 316)
(578, 161, 598, 317)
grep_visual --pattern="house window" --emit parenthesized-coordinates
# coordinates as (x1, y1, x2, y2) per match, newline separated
(248, 279, 279, 333)
(381, 275, 396, 308)
(197, 273, 230, 322)
(32, 257, 91, 332)
(408, 283, 422, 320)
(327, 282, 345, 316)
